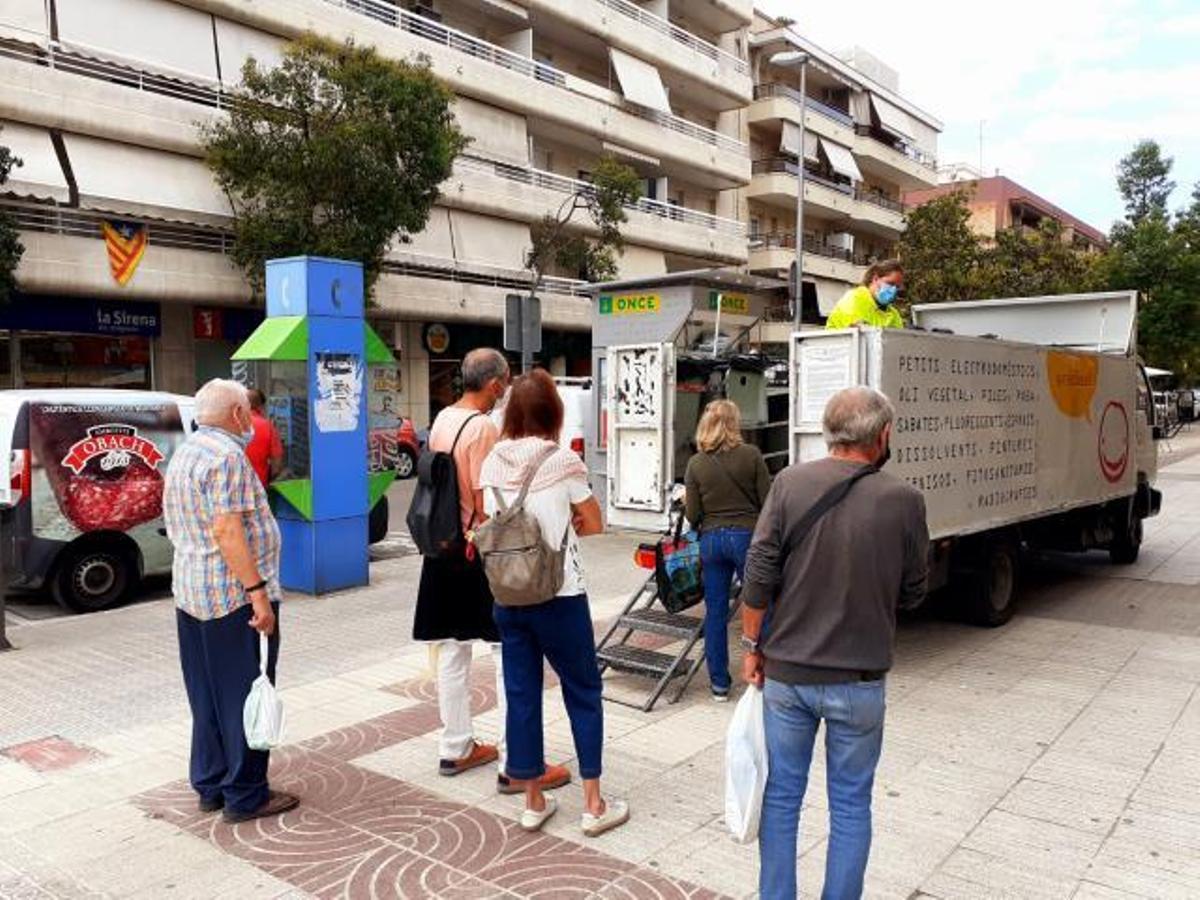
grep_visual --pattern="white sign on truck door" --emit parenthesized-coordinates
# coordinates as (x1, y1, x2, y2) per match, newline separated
(606, 342, 675, 531)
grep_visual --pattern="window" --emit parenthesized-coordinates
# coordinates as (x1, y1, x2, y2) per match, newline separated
(19, 334, 151, 389)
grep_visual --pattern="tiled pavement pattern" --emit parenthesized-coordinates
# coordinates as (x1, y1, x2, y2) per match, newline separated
(1, 436, 1200, 898)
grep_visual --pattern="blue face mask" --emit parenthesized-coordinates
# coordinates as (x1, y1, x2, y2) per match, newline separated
(876, 283, 899, 306)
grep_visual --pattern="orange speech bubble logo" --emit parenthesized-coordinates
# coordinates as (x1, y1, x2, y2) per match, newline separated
(1046, 352, 1098, 420)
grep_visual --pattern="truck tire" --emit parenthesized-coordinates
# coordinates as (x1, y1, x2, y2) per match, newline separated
(964, 538, 1019, 628)
(1110, 515, 1143, 565)
(51, 540, 138, 613)
(368, 495, 390, 545)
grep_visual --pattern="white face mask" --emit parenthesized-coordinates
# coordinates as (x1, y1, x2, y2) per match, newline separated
(233, 409, 255, 446)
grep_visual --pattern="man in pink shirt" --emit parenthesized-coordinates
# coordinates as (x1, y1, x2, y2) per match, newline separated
(412, 348, 570, 795)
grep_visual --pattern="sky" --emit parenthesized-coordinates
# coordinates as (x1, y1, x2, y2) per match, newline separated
(757, 0, 1200, 234)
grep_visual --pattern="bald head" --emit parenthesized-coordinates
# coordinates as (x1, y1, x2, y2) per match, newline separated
(195, 379, 252, 435)
(823, 386, 895, 454)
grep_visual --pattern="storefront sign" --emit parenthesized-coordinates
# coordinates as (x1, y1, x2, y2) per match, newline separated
(194, 306, 264, 342)
(424, 323, 451, 354)
(1, 295, 161, 337)
(708, 291, 750, 315)
(598, 293, 661, 316)
(194, 307, 222, 340)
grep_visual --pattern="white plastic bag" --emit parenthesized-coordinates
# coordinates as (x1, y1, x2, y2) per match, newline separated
(725, 687, 768, 843)
(243, 633, 285, 751)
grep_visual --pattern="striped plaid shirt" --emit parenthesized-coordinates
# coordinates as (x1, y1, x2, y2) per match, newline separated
(164, 426, 282, 620)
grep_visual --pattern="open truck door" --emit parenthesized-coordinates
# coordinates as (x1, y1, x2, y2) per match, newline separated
(605, 342, 675, 532)
(789, 328, 865, 465)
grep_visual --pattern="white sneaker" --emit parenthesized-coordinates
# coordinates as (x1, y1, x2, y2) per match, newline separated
(519, 795, 557, 832)
(581, 799, 629, 838)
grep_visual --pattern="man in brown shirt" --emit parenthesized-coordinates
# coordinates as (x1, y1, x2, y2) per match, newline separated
(741, 386, 928, 900)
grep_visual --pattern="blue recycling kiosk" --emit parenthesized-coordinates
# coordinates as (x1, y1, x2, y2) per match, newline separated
(231, 256, 396, 593)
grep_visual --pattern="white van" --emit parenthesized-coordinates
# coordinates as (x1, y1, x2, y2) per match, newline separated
(487, 376, 592, 460)
(0, 390, 195, 612)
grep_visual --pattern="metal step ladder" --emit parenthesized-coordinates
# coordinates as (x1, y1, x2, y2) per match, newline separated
(595, 574, 739, 712)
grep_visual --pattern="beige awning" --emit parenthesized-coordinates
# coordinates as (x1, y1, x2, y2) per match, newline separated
(617, 245, 667, 279)
(64, 135, 231, 224)
(609, 47, 672, 114)
(56, 0, 219, 84)
(813, 277, 847, 316)
(869, 93, 913, 142)
(448, 210, 531, 270)
(0, 0, 48, 45)
(391, 207, 455, 262)
(452, 97, 529, 164)
(780, 122, 819, 162)
(819, 137, 863, 183)
(0, 122, 69, 203)
(215, 17, 284, 85)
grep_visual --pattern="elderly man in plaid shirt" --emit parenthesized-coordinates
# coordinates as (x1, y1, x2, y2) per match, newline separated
(164, 379, 299, 823)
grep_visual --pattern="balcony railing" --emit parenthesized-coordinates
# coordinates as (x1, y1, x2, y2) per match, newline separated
(752, 83, 854, 127)
(3, 199, 590, 297)
(457, 155, 746, 236)
(596, 0, 748, 75)
(854, 186, 904, 214)
(854, 125, 937, 170)
(322, 0, 747, 156)
(749, 231, 868, 266)
(751, 158, 853, 196)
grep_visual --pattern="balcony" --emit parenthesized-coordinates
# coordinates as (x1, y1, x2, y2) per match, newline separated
(525, 0, 750, 109)
(313, 0, 749, 183)
(753, 83, 853, 127)
(853, 125, 937, 189)
(749, 83, 858, 149)
(451, 155, 747, 264)
(748, 157, 904, 232)
(747, 232, 866, 284)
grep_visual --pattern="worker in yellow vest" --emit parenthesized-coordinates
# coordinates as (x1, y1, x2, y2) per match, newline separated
(825, 260, 905, 329)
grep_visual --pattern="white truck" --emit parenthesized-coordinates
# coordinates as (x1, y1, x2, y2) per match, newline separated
(790, 291, 1162, 625)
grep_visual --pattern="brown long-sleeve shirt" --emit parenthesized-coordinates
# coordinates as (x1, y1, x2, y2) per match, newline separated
(742, 457, 929, 684)
(684, 444, 771, 532)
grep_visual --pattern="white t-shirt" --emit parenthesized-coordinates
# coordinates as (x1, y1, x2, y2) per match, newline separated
(483, 464, 592, 598)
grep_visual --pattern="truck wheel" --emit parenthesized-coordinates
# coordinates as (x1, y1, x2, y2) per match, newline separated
(51, 542, 137, 613)
(1110, 516, 1143, 565)
(965, 539, 1019, 628)
(368, 495, 390, 545)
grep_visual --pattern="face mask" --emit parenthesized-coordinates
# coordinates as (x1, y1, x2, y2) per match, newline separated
(492, 384, 512, 413)
(233, 411, 254, 447)
(878, 442, 892, 469)
(876, 283, 899, 306)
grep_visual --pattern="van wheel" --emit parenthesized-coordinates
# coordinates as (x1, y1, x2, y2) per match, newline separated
(964, 538, 1019, 628)
(368, 496, 390, 545)
(51, 542, 137, 613)
(395, 448, 416, 480)
(1110, 516, 1143, 565)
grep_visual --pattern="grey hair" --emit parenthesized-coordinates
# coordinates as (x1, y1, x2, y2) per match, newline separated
(822, 386, 895, 450)
(195, 378, 250, 425)
(461, 348, 509, 393)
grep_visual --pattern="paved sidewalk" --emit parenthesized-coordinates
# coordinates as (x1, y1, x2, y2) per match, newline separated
(0, 450, 1199, 898)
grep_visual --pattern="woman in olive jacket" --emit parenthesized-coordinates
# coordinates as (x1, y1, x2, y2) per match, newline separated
(684, 400, 770, 701)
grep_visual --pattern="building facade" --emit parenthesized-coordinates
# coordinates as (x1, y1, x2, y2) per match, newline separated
(1, 0, 753, 422)
(737, 11, 941, 326)
(905, 170, 1109, 253)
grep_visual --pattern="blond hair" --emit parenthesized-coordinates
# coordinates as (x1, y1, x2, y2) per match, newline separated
(696, 399, 744, 453)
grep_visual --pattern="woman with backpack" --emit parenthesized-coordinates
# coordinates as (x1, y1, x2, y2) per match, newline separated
(476, 369, 629, 838)
(685, 399, 771, 702)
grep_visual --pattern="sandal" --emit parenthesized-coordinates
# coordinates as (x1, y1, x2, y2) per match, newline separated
(519, 795, 558, 832)
(581, 798, 629, 837)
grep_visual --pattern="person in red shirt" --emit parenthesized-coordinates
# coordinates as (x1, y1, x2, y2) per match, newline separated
(245, 389, 284, 486)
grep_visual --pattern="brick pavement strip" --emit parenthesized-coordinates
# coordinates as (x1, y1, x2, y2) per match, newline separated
(0, 456, 1200, 896)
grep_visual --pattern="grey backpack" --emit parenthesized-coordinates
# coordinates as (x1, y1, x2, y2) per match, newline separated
(474, 446, 569, 607)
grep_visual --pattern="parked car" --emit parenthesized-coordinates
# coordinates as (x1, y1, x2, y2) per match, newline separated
(396, 417, 420, 479)
(0, 390, 196, 612)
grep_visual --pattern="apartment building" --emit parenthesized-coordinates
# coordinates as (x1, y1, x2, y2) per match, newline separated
(0, 0, 752, 421)
(738, 11, 941, 323)
(907, 169, 1109, 253)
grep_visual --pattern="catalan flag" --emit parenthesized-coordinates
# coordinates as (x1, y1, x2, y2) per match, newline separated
(100, 220, 148, 286)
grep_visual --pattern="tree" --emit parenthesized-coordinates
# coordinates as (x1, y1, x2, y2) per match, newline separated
(980, 219, 1103, 298)
(202, 35, 467, 296)
(525, 156, 642, 295)
(1116, 140, 1174, 225)
(895, 190, 985, 304)
(0, 134, 24, 303)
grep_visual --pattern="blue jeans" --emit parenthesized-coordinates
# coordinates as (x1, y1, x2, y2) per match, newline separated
(699, 527, 751, 694)
(759, 678, 886, 900)
(494, 594, 604, 780)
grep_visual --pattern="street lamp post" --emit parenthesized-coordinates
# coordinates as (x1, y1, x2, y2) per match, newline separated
(770, 50, 809, 330)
